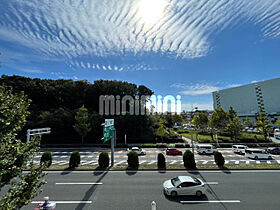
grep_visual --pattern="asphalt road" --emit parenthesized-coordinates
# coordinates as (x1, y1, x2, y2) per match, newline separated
(19, 170, 280, 210)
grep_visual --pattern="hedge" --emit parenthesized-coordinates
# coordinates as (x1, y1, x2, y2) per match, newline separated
(40, 151, 52, 167)
(214, 151, 225, 168)
(127, 151, 139, 169)
(98, 151, 109, 168)
(183, 150, 196, 169)
(69, 151, 80, 168)
(157, 153, 166, 169)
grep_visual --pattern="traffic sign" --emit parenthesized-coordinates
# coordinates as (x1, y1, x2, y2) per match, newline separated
(103, 119, 114, 143)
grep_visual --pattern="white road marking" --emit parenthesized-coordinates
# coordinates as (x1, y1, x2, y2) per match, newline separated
(169, 160, 177, 164)
(32, 201, 92, 204)
(56, 183, 103, 185)
(202, 160, 208, 164)
(277, 160, 280, 164)
(115, 160, 126, 165)
(80, 160, 97, 165)
(267, 161, 271, 164)
(147, 160, 157, 165)
(256, 161, 261, 164)
(246, 161, 250, 164)
(204, 182, 218, 185)
(225, 160, 229, 164)
(180, 200, 240, 204)
(235, 161, 239, 164)
(139, 160, 147, 164)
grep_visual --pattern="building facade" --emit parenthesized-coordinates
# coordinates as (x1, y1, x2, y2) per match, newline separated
(212, 78, 280, 123)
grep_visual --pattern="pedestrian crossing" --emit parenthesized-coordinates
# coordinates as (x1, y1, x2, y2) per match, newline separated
(29, 159, 280, 166)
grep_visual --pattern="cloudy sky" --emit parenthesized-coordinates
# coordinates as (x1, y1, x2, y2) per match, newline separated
(1, 0, 280, 110)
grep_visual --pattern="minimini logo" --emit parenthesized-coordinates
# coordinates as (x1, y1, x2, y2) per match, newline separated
(99, 95, 181, 115)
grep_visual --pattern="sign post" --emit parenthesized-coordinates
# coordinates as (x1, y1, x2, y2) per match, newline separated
(26, 127, 51, 143)
(103, 119, 115, 166)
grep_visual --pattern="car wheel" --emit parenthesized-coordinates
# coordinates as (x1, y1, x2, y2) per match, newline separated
(202, 151, 206, 155)
(255, 156, 258, 160)
(196, 191, 202, 197)
(239, 151, 243, 155)
(171, 191, 177, 197)
(268, 156, 272, 160)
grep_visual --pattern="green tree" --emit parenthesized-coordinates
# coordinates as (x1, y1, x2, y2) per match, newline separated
(73, 105, 92, 144)
(156, 119, 167, 142)
(243, 116, 254, 128)
(192, 112, 209, 140)
(228, 106, 237, 121)
(209, 108, 229, 141)
(227, 116, 243, 140)
(274, 117, 280, 127)
(256, 108, 272, 141)
(0, 85, 47, 209)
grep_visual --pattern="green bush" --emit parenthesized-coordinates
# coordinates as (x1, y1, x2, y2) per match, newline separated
(214, 151, 225, 168)
(175, 143, 189, 148)
(157, 153, 166, 169)
(156, 143, 168, 148)
(69, 151, 80, 168)
(127, 151, 139, 169)
(183, 150, 196, 169)
(139, 144, 157, 148)
(98, 151, 109, 168)
(40, 151, 52, 167)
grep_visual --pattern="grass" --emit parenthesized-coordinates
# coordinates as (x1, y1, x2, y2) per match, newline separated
(181, 131, 266, 143)
(31, 163, 280, 171)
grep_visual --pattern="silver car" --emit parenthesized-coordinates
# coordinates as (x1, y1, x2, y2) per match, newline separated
(163, 176, 205, 197)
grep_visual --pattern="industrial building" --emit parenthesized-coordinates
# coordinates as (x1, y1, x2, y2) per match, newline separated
(212, 77, 280, 123)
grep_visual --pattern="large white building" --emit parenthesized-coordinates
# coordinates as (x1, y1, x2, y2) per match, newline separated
(212, 78, 280, 123)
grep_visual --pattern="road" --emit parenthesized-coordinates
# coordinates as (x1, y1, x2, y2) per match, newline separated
(34, 148, 280, 166)
(19, 170, 280, 210)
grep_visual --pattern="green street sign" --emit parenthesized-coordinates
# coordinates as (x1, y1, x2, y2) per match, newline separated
(103, 119, 114, 143)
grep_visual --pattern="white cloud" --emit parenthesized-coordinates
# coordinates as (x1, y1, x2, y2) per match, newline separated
(181, 103, 214, 111)
(0, 0, 279, 66)
(20, 68, 43, 74)
(171, 82, 241, 95)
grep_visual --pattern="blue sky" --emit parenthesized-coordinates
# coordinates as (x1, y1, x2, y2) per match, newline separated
(1, 0, 280, 110)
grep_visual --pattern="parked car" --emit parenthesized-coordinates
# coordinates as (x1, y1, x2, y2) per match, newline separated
(196, 144, 217, 155)
(166, 148, 182, 155)
(163, 176, 205, 197)
(266, 147, 280, 155)
(232, 145, 248, 155)
(274, 134, 280, 140)
(245, 148, 272, 160)
(127, 147, 146, 155)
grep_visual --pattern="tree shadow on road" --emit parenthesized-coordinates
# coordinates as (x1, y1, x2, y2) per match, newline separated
(60, 167, 72, 175)
(125, 167, 138, 175)
(75, 168, 110, 210)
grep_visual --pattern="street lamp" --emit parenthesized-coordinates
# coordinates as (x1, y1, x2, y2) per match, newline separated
(190, 107, 198, 154)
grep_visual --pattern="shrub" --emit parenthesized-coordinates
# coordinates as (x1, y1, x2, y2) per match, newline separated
(40, 151, 52, 167)
(175, 143, 189, 148)
(183, 150, 196, 169)
(156, 143, 167, 148)
(127, 151, 139, 169)
(214, 151, 225, 168)
(139, 144, 157, 148)
(69, 151, 80, 168)
(98, 151, 109, 168)
(157, 153, 166, 169)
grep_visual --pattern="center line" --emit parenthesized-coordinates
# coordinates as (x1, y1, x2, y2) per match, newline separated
(56, 183, 103, 185)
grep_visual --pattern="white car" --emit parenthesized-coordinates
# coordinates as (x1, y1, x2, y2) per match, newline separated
(245, 148, 272, 160)
(196, 144, 217, 155)
(163, 176, 205, 197)
(232, 145, 248, 155)
(127, 147, 146, 155)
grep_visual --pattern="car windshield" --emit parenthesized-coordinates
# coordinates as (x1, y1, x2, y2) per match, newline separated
(171, 177, 181, 186)
(191, 177, 201, 185)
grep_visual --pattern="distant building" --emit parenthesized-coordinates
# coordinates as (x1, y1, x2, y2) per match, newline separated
(212, 78, 280, 124)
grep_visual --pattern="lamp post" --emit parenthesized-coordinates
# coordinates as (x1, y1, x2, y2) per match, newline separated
(190, 107, 198, 154)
